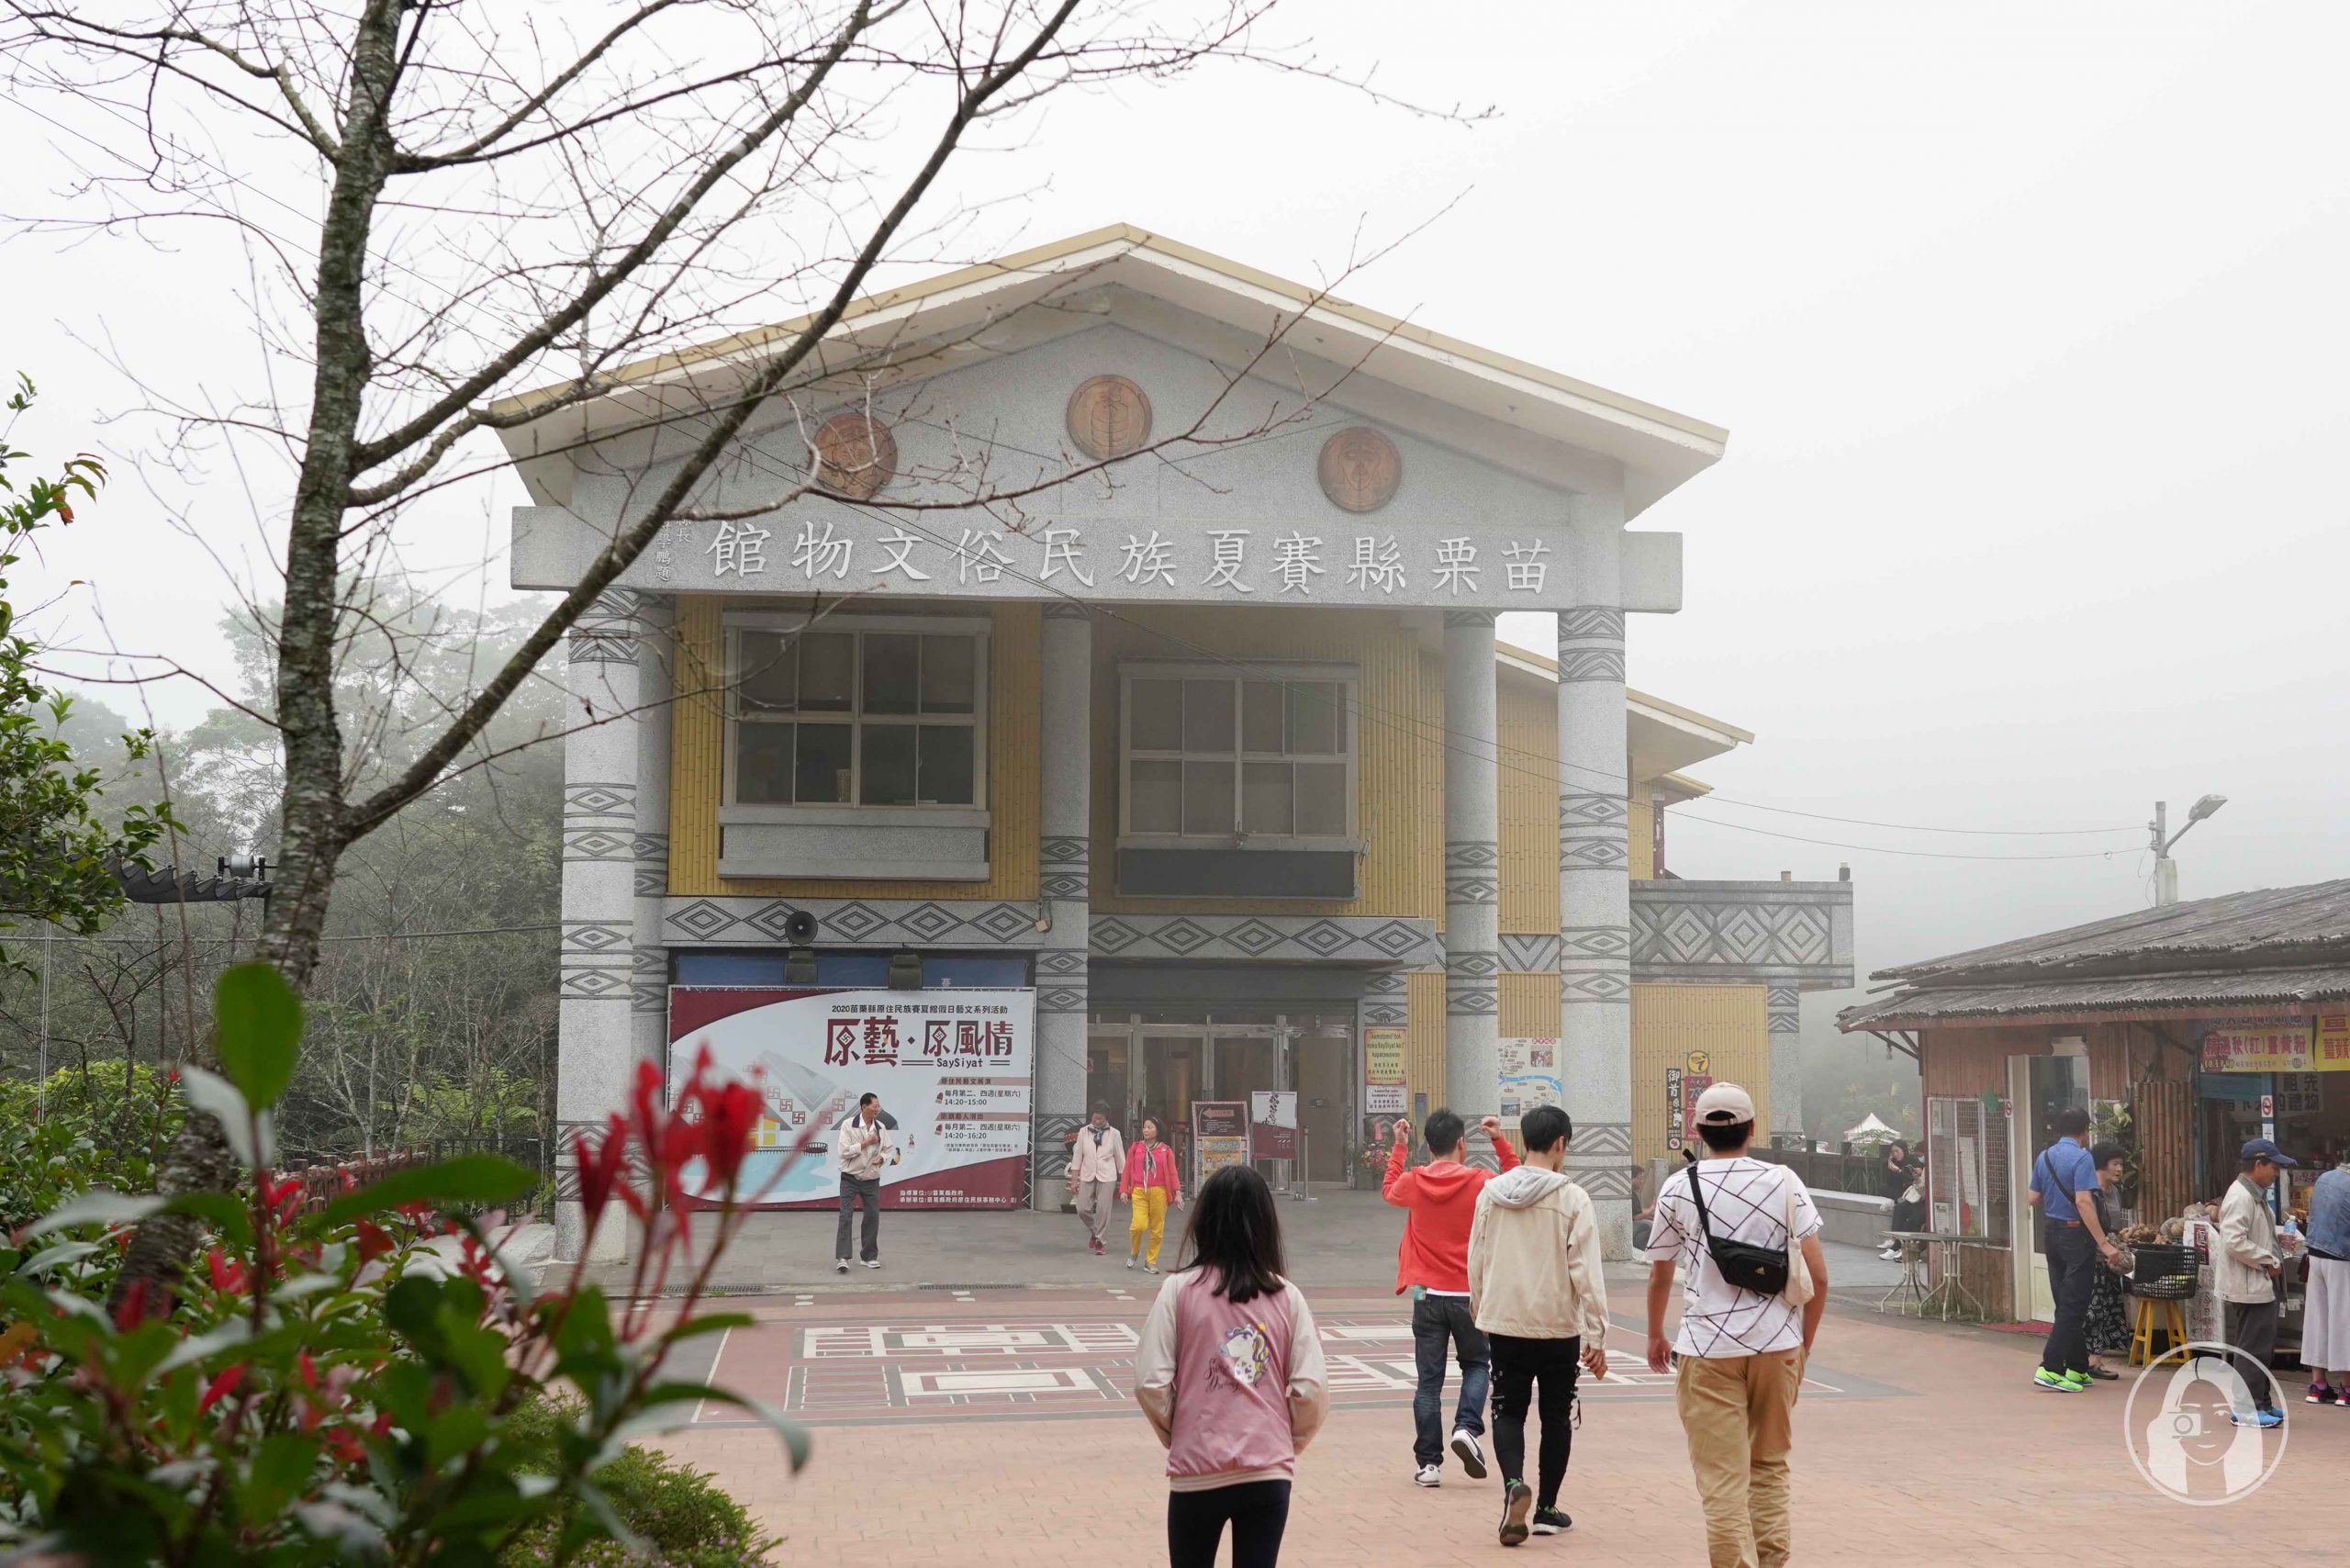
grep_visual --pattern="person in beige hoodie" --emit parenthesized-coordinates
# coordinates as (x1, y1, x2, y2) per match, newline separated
(1466, 1103, 1609, 1547)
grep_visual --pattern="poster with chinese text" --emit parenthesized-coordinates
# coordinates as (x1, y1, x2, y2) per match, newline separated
(666, 987, 1034, 1210)
(1496, 1037, 1563, 1137)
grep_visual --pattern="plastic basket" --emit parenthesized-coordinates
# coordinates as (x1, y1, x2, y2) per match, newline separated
(2124, 1241, 2205, 1301)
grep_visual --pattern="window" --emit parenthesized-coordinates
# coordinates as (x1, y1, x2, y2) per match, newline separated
(728, 622, 986, 808)
(1120, 667, 1354, 841)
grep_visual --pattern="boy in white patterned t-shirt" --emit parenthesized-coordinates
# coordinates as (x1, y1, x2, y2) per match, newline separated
(1644, 1082, 1828, 1568)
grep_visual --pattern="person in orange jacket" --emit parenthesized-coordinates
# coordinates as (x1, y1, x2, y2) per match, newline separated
(1384, 1108, 1516, 1488)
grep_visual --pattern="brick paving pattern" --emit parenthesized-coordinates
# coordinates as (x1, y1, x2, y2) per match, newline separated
(649, 1283, 2349, 1563)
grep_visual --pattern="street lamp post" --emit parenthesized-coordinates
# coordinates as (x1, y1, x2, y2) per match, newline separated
(2151, 794, 2227, 906)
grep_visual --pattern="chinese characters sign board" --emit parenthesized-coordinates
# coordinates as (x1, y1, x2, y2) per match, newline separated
(2201, 1019, 2350, 1074)
(666, 987, 1035, 1209)
(1363, 1025, 1407, 1118)
(528, 510, 1680, 613)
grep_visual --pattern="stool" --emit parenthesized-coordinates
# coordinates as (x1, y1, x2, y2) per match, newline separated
(2128, 1296, 2188, 1366)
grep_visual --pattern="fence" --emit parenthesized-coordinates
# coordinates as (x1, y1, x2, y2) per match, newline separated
(278, 1139, 502, 1216)
(1750, 1144, 1888, 1197)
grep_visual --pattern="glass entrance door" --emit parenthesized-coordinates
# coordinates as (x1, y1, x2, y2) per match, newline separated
(1137, 1033, 1206, 1170)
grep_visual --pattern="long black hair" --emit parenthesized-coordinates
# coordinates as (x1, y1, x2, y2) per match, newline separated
(1175, 1164, 1286, 1305)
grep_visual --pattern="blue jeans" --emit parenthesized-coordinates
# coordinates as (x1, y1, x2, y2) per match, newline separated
(1411, 1293, 1489, 1466)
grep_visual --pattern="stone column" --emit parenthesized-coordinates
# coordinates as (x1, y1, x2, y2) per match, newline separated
(1557, 536, 1636, 1257)
(555, 590, 643, 1263)
(630, 601, 674, 1076)
(1767, 985, 1805, 1144)
(1033, 603, 1091, 1209)
(1442, 610, 1502, 1166)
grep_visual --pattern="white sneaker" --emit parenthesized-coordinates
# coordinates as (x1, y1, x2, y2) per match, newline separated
(1449, 1428, 1487, 1480)
(859, 1259, 881, 1270)
(835, 1260, 849, 1274)
(1125, 1256, 1136, 1270)
(1414, 1463, 1443, 1488)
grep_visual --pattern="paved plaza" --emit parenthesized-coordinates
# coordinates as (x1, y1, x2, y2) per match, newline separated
(646, 1212, 2350, 1565)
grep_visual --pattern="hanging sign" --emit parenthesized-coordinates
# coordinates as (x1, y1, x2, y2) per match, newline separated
(2319, 1014, 2350, 1069)
(2202, 1023, 2316, 1074)
(1682, 1074, 1716, 1146)
(666, 987, 1035, 1210)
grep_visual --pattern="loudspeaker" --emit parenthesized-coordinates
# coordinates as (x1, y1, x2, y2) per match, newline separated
(783, 909, 818, 943)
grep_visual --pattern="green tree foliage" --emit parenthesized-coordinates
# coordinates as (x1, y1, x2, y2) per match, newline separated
(0, 964, 800, 1564)
(0, 375, 175, 965)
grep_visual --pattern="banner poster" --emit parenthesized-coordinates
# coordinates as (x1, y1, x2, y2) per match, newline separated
(1496, 1037, 1563, 1136)
(1363, 1025, 1407, 1116)
(1249, 1090, 1299, 1159)
(2201, 1023, 2316, 1074)
(666, 987, 1035, 1211)
(2319, 1013, 2350, 1069)
(1192, 1101, 1249, 1188)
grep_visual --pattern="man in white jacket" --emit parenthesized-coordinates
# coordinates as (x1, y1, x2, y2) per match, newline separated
(2217, 1137, 2295, 1427)
(834, 1092, 893, 1274)
(1466, 1104, 1609, 1546)
(1067, 1103, 1126, 1256)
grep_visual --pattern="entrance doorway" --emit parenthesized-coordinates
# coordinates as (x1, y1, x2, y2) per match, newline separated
(2009, 1051, 2090, 1322)
(1085, 1013, 1354, 1184)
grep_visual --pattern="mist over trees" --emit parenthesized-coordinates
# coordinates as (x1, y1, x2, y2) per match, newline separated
(0, 587, 562, 1175)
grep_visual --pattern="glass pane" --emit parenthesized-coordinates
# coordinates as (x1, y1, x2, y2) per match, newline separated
(861, 723, 917, 805)
(1181, 679, 1235, 754)
(922, 634, 976, 714)
(1240, 680, 1284, 753)
(739, 631, 796, 713)
(1182, 760, 1234, 835)
(1130, 759, 1181, 832)
(734, 722, 793, 803)
(863, 633, 920, 715)
(1295, 761, 1347, 837)
(1129, 679, 1181, 752)
(1241, 760, 1293, 835)
(918, 725, 975, 805)
(798, 633, 854, 712)
(794, 722, 851, 803)
(1286, 681, 1342, 755)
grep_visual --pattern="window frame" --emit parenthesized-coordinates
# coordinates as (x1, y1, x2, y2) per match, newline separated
(721, 613, 990, 819)
(1116, 660, 1360, 849)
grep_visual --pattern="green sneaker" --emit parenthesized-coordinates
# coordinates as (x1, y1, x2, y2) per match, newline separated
(2064, 1370, 2095, 1391)
(2032, 1367, 2079, 1392)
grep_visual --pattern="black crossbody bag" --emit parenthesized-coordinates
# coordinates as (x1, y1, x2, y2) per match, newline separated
(1684, 1156, 1790, 1297)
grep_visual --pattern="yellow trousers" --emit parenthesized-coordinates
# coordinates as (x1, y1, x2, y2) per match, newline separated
(1128, 1188, 1169, 1266)
(1674, 1348, 1804, 1568)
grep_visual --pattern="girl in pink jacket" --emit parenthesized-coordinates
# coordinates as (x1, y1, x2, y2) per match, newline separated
(1136, 1164, 1328, 1568)
(1122, 1115, 1184, 1272)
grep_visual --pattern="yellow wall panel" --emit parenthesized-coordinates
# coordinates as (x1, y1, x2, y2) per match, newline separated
(1090, 606, 1439, 919)
(666, 597, 1041, 901)
(1406, 969, 1447, 1113)
(1629, 984, 1769, 1169)
(1498, 971, 1561, 1038)
(1497, 675, 1561, 935)
(1628, 797, 1655, 880)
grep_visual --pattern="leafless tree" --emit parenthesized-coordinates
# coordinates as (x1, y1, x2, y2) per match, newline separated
(5, 0, 1472, 1310)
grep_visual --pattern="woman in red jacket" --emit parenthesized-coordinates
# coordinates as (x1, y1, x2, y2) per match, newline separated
(1123, 1114, 1186, 1273)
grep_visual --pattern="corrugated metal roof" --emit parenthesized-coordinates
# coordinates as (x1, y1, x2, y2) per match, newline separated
(1876, 879, 2350, 982)
(1839, 964, 2350, 1031)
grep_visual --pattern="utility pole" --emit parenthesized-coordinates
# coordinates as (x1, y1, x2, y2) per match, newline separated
(2151, 794, 2227, 906)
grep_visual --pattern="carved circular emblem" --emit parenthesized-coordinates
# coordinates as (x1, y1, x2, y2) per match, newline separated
(812, 411, 896, 499)
(1317, 425, 1402, 512)
(1065, 375, 1152, 460)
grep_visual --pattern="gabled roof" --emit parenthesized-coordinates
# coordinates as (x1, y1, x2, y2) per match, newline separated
(1495, 643, 1751, 781)
(1876, 879, 2350, 983)
(1838, 877, 2350, 1032)
(491, 224, 1726, 517)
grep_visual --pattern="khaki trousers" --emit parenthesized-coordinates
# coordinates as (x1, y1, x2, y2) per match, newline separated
(1673, 1348, 1804, 1568)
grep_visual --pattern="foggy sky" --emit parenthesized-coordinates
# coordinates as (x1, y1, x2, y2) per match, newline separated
(8, 1, 2345, 1055)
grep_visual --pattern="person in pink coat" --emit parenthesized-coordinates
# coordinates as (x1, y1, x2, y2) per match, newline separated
(1123, 1114, 1185, 1272)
